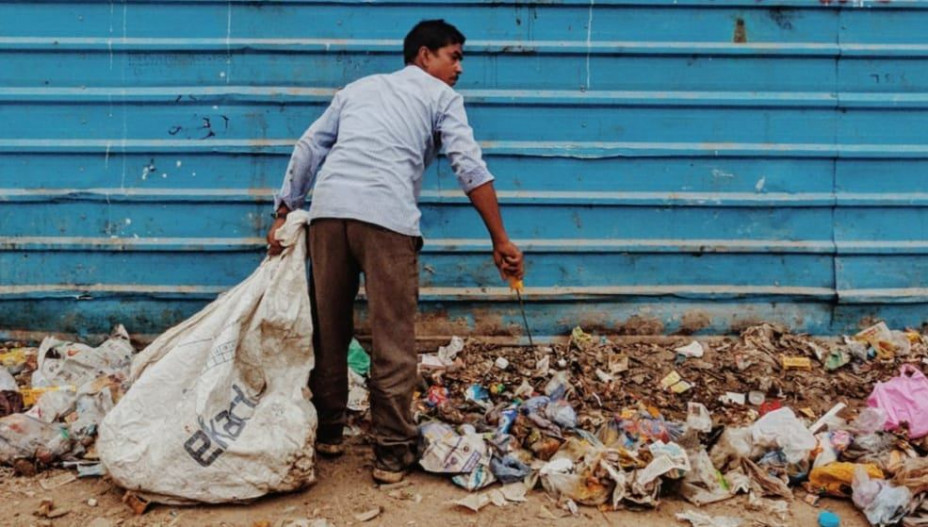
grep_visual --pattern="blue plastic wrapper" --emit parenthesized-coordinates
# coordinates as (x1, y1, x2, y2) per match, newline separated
(758, 449, 788, 467)
(465, 384, 491, 409)
(498, 407, 519, 435)
(758, 449, 809, 485)
(490, 455, 532, 484)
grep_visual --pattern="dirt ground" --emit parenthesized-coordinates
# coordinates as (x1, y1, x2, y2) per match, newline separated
(1, 445, 869, 527)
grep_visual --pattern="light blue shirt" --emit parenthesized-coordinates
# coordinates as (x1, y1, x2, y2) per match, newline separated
(275, 65, 494, 237)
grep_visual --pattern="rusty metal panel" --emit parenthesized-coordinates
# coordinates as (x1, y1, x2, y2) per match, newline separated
(0, 1, 925, 339)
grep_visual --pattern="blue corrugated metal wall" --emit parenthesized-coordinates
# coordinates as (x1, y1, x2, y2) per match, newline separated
(1, 0, 926, 339)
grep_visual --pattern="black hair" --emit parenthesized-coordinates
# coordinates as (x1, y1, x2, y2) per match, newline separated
(403, 19, 466, 65)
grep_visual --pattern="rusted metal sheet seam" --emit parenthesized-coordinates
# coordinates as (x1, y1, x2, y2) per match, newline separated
(0, 284, 838, 301)
(7, 238, 927, 255)
(0, 237, 852, 254)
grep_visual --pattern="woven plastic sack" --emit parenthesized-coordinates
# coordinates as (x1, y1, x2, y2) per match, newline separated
(98, 211, 316, 503)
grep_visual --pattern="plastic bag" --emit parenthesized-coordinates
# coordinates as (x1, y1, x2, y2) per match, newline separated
(844, 337, 871, 361)
(490, 454, 531, 483)
(710, 427, 754, 471)
(867, 364, 928, 438)
(0, 413, 72, 465)
(347, 338, 370, 376)
(852, 464, 911, 526)
(686, 402, 712, 433)
(0, 367, 16, 391)
(812, 430, 853, 469)
(98, 211, 317, 504)
(32, 326, 133, 388)
(544, 370, 572, 400)
(851, 407, 888, 435)
(681, 448, 736, 505)
(638, 441, 690, 485)
(540, 459, 613, 506)
(545, 399, 577, 429)
(810, 462, 884, 497)
(751, 407, 816, 463)
(69, 388, 116, 440)
(25, 389, 76, 423)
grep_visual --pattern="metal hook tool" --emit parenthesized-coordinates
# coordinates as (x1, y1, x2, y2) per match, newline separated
(508, 278, 534, 348)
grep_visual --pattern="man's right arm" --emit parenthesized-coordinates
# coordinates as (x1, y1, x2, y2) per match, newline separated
(267, 92, 343, 254)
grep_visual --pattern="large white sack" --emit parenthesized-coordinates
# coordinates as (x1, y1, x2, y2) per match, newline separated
(98, 211, 316, 504)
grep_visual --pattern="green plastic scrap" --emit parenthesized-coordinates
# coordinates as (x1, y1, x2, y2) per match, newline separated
(348, 338, 370, 376)
(825, 350, 851, 371)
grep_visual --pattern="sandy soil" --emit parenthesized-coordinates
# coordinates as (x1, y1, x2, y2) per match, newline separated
(1, 445, 869, 527)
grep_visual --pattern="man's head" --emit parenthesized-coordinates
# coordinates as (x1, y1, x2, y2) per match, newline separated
(404, 19, 465, 87)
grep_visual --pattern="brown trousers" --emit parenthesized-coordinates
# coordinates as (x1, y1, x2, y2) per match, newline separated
(308, 218, 420, 471)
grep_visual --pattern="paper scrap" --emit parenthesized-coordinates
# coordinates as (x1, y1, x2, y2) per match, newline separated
(660, 370, 693, 393)
(675, 341, 705, 358)
(453, 493, 491, 512)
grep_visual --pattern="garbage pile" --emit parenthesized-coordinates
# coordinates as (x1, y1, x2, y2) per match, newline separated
(0, 326, 134, 477)
(2, 320, 928, 526)
(398, 323, 928, 525)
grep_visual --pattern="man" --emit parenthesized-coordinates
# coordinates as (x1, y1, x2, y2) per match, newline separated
(267, 19, 524, 483)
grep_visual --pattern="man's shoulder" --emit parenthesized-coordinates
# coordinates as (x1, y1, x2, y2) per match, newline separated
(342, 72, 387, 91)
(342, 67, 460, 107)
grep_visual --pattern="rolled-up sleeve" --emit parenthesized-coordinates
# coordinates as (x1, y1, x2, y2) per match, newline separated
(437, 93, 494, 193)
(274, 92, 343, 210)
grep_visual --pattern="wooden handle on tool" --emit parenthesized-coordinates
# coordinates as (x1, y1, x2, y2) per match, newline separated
(508, 278, 524, 292)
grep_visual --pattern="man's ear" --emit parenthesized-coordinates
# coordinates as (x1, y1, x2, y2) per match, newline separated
(417, 46, 431, 64)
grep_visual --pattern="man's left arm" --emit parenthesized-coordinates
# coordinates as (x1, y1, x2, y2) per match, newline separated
(468, 182, 524, 280)
(438, 94, 524, 280)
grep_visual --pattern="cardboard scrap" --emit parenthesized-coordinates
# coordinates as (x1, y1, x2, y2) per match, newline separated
(452, 493, 491, 512)
(781, 356, 812, 370)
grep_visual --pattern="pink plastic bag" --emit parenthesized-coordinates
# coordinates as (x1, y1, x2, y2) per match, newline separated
(867, 364, 928, 439)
